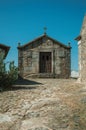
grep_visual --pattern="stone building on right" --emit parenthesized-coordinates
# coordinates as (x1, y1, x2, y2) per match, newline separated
(75, 15, 86, 82)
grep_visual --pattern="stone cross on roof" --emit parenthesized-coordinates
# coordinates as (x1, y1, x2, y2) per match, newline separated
(44, 27, 47, 34)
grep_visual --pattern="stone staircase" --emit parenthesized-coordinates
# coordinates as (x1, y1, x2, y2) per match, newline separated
(24, 73, 55, 78)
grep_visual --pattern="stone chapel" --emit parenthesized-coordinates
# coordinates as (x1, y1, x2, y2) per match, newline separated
(0, 44, 10, 59)
(75, 15, 86, 82)
(18, 34, 71, 78)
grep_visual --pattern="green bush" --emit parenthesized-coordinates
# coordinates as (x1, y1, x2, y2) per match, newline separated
(0, 52, 18, 91)
(0, 64, 18, 91)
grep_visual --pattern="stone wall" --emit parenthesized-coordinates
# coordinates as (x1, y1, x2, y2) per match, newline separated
(0, 48, 5, 57)
(77, 15, 86, 82)
(18, 35, 71, 78)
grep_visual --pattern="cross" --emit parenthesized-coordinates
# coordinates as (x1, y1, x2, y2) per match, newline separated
(44, 27, 47, 34)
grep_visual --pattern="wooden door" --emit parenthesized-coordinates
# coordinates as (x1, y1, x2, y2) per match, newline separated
(39, 52, 52, 73)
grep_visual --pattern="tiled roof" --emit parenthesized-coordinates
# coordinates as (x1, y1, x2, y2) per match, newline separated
(75, 35, 81, 41)
(0, 44, 10, 58)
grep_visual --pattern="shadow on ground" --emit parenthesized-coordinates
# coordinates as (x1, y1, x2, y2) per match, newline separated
(1, 76, 43, 92)
(14, 76, 42, 85)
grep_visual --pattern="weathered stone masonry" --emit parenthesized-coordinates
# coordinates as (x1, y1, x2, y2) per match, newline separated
(75, 15, 86, 82)
(0, 44, 10, 59)
(18, 34, 71, 78)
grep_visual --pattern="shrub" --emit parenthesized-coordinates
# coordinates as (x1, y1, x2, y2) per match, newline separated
(0, 52, 18, 91)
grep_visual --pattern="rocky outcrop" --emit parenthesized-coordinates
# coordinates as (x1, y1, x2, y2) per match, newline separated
(0, 79, 86, 130)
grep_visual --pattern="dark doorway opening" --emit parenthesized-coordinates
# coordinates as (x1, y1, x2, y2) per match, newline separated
(39, 52, 52, 73)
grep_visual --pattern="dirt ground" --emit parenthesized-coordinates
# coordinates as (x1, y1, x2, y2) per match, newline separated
(0, 78, 86, 130)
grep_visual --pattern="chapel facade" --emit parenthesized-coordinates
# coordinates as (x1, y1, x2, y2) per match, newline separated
(18, 34, 71, 78)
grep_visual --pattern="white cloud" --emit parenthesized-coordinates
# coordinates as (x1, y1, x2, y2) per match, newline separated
(71, 71, 79, 78)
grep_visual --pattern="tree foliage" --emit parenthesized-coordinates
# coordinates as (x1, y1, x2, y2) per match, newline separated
(0, 51, 18, 91)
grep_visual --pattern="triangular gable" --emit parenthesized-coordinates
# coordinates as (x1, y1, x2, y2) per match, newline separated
(18, 34, 70, 49)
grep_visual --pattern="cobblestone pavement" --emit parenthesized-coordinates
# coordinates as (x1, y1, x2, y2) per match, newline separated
(0, 78, 86, 130)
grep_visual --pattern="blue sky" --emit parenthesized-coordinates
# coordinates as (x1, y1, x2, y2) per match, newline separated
(0, 0, 86, 71)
